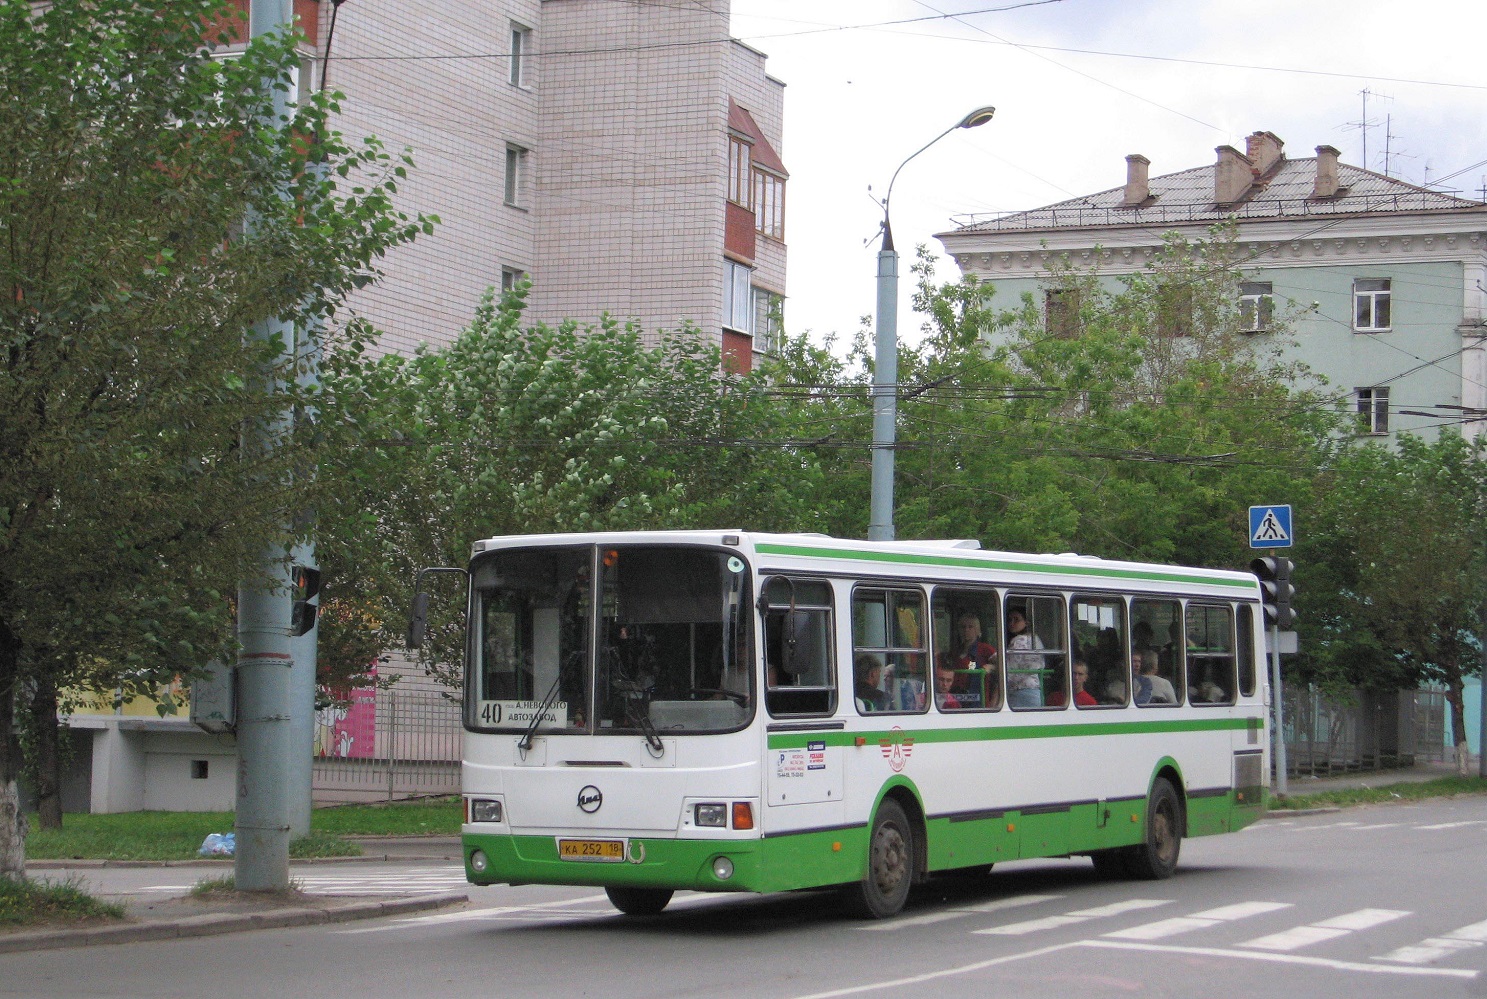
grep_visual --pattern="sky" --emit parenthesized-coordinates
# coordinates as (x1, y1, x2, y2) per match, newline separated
(727, 0, 1487, 349)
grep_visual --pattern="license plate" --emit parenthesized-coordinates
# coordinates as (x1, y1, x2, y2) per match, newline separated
(557, 838, 625, 862)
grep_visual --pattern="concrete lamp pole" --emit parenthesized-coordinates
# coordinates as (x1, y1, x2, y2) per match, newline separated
(868, 106, 996, 542)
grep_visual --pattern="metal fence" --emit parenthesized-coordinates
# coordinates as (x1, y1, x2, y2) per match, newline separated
(1282, 686, 1448, 776)
(309, 684, 1451, 798)
(312, 689, 462, 803)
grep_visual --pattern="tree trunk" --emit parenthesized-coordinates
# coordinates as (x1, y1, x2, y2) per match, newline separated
(1446, 672, 1470, 778)
(29, 677, 63, 831)
(0, 620, 26, 876)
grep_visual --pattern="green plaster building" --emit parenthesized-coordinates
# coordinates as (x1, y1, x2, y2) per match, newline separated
(937, 131, 1487, 442)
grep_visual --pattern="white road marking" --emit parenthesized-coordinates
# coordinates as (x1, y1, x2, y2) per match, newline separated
(334, 892, 612, 934)
(1348, 823, 1402, 830)
(975, 898, 1170, 935)
(1416, 820, 1487, 830)
(1377, 916, 1487, 965)
(1103, 901, 1292, 941)
(860, 894, 1061, 930)
(1241, 908, 1410, 951)
(1083, 939, 1475, 979)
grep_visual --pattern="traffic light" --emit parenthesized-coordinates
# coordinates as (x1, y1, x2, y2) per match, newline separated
(1249, 556, 1295, 629)
(291, 566, 321, 637)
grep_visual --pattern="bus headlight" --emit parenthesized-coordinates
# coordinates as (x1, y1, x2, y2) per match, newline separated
(470, 850, 490, 873)
(694, 803, 727, 827)
(711, 856, 734, 881)
(471, 798, 503, 823)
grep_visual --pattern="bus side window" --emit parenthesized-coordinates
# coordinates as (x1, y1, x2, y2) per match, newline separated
(1186, 604, 1236, 706)
(1237, 604, 1256, 697)
(1006, 593, 1066, 710)
(1070, 594, 1125, 708)
(763, 577, 837, 716)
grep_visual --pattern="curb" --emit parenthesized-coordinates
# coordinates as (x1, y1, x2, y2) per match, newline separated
(1259, 807, 1342, 818)
(0, 891, 468, 954)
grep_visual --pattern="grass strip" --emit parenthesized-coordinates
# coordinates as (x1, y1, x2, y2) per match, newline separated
(1272, 775, 1487, 810)
(26, 797, 458, 861)
(0, 875, 124, 925)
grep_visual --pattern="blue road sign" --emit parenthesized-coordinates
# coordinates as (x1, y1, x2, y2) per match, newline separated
(1249, 504, 1293, 548)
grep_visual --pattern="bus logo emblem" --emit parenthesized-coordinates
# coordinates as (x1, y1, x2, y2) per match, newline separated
(879, 727, 914, 772)
(577, 785, 603, 813)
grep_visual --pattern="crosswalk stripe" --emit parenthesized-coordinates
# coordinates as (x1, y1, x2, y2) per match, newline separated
(1242, 908, 1410, 951)
(860, 894, 1061, 930)
(1376, 916, 1487, 964)
(975, 898, 1170, 936)
(1103, 901, 1292, 941)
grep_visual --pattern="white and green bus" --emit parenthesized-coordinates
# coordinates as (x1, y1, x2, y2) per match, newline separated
(426, 530, 1268, 918)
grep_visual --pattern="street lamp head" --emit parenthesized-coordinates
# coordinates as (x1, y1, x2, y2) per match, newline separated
(957, 106, 997, 130)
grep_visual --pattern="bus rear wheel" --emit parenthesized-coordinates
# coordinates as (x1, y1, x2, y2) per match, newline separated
(1123, 778, 1183, 880)
(844, 798, 915, 919)
(605, 886, 674, 915)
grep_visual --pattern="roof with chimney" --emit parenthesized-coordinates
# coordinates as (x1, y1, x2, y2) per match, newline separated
(948, 132, 1486, 236)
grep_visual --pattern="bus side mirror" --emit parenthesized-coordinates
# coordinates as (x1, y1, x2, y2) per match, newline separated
(407, 591, 430, 649)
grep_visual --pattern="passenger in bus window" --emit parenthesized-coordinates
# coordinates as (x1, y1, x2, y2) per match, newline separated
(854, 654, 889, 712)
(953, 613, 997, 669)
(933, 667, 961, 710)
(1005, 608, 1044, 707)
(1135, 651, 1177, 704)
(1048, 659, 1096, 707)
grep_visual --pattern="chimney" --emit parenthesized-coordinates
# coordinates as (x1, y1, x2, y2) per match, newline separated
(1214, 145, 1253, 206)
(1245, 131, 1285, 176)
(1313, 144, 1341, 199)
(1123, 154, 1150, 206)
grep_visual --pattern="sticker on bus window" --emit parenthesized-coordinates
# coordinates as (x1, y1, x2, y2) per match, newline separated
(477, 700, 567, 727)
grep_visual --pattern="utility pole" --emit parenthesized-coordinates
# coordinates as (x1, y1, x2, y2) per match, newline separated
(235, 0, 299, 892)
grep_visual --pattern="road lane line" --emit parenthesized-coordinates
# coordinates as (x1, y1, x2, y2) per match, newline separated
(860, 894, 1061, 930)
(1082, 939, 1476, 979)
(1417, 820, 1487, 830)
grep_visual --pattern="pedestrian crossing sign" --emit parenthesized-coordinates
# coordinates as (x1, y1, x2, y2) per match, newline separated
(1249, 504, 1293, 548)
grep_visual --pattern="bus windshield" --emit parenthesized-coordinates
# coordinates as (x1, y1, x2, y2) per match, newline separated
(469, 544, 753, 735)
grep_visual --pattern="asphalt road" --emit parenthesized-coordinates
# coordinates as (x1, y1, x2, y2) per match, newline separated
(7, 796, 1487, 999)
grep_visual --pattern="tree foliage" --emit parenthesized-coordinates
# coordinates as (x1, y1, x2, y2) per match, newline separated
(1298, 433, 1487, 767)
(0, 0, 431, 867)
(768, 233, 1338, 569)
(320, 288, 826, 687)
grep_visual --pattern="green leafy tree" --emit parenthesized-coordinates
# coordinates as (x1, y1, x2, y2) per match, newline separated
(1299, 433, 1487, 771)
(320, 288, 825, 687)
(874, 236, 1335, 567)
(0, 0, 430, 869)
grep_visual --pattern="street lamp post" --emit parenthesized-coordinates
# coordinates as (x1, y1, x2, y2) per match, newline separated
(868, 106, 996, 542)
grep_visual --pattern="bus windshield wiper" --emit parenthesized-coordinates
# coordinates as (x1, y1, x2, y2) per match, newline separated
(518, 676, 563, 754)
(637, 709, 664, 756)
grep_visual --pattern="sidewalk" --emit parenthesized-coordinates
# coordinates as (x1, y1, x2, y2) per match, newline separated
(3, 837, 469, 954)
(1281, 757, 1464, 793)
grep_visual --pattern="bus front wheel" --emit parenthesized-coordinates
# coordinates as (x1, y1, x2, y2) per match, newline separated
(844, 798, 915, 919)
(605, 886, 674, 915)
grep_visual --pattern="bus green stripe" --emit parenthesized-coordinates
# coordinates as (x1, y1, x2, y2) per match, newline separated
(753, 542, 1254, 590)
(767, 716, 1258, 749)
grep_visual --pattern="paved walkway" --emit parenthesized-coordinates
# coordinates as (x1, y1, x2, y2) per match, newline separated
(5, 837, 468, 954)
